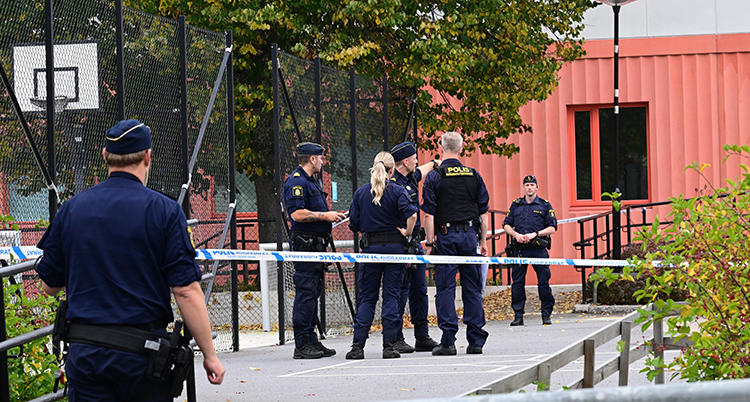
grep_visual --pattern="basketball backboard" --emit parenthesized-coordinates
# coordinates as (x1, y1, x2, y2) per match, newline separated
(12, 41, 100, 112)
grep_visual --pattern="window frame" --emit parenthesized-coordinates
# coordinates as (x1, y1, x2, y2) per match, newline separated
(567, 102, 651, 208)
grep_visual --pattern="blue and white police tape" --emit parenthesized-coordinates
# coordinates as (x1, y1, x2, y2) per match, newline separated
(2, 245, 640, 268)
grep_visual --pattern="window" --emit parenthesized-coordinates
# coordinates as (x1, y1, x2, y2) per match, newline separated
(570, 104, 649, 205)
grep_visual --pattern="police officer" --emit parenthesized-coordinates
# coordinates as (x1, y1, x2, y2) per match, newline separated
(422, 132, 490, 356)
(389, 141, 440, 353)
(503, 175, 558, 326)
(283, 142, 346, 359)
(37, 119, 225, 401)
(346, 152, 418, 360)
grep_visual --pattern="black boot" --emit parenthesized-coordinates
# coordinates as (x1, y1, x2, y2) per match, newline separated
(313, 342, 337, 357)
(293, 343, 324, 359)
(510, 316, 524, 326)
(382, 342, 401, 359)
(414, 336, 439, 352)
(392, 339, 415, 353)
(345, 342, 365, 360)
(431, 344, 457, 356)
(542, 316, 552, 325)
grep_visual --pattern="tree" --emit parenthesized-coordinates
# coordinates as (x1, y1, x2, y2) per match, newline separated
(125, 0, 595, 239)
(593, 144, 750, 381)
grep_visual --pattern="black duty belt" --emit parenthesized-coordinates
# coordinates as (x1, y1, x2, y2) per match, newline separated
(362, 231, 405, 245)
(67, 323, 165, 356)
(440, 221, 474, 232)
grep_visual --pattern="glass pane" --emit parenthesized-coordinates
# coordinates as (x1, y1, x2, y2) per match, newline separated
(599, 107, 648, 200)
(574, 111, 592, 200)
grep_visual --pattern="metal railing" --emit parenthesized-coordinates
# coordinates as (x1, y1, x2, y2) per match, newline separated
(462, 303, 689, 396)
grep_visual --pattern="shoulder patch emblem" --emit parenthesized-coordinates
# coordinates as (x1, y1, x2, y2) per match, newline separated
(292, 186, 303, 197)
(293, 172, 301, 177)
(549, 209, 555, 217)
(187, 226, 196, 249)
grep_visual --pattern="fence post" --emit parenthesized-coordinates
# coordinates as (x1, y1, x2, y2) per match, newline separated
(225, 29, 239, 353)
(583, 339, 596, 388)
(272, 44, 285, 346)
(45, 0, 58, 220)
(537, 363, 551, 391)
(382, 76, 389, 151)
(618, 321, 631, 386)
(653, 315, 665, 384)
(1, 278, 9, 402)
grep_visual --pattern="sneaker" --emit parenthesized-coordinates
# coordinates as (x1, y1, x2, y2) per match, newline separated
(414, 336, 439, 352)
(293, 343, 324, 359)
(431, 344, 457, 356)
(313, 342, 337, 357)
(466, 346, 483, 354)
(392, 339, 415, 354)
(510, 316, 524, 326)
(345, 342, 365, 360)
(542, 316, 552, 326)
(382, 342, 401, 359)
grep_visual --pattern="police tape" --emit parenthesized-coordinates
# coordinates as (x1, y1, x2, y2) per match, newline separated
(2, 245, 638, 267)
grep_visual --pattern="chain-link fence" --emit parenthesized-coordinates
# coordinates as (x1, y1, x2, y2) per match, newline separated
(0, 0, 237, 352)
(273, 47, 418, 343)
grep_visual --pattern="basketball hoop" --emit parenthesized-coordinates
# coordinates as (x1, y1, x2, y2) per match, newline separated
(29, 95, 70, 114)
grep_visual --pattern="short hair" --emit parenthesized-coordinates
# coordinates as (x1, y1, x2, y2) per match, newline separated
(441, 131, 463, 154)
(103, 149, 148, 167)
(298, 154, 315, 166)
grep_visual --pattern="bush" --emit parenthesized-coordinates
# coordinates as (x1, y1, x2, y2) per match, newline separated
(591, 144, 750, 381)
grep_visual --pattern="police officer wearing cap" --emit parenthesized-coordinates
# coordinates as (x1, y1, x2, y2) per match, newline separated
(37, 119, 225, 401)
(346, 151, 418, 360)
(422, 131, 490, 356)
(283, 142, 346, 359)
(503, 174, 558, 326)
(388, 141, 440, 354)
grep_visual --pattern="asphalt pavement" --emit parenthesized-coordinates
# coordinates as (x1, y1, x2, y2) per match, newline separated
(181, 312, 683, 402)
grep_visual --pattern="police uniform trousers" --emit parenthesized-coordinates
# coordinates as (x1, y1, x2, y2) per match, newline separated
(396, 244, 430, 341)
(511, 247, 555, 318)
(352, 243, 406, 345)
(66, 340, 169, 402)
(434, 229, 488, 348)
(292, 259, 325, 348)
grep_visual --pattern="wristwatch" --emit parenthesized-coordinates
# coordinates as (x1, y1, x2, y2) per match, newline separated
(425, 242, 434, 247)
(431, 160, 439, 170)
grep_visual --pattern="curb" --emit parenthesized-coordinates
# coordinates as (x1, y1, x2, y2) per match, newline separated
(574, 304, 642, 314)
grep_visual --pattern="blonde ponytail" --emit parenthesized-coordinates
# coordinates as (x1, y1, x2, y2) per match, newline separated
(370, 151, 395, 206)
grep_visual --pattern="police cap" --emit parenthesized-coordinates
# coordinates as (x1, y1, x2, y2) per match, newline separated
(105, 119, 152, 155)
(390, 141, 417, 162)
(523, 175, 538, 185)
(296, 142, 325, 156)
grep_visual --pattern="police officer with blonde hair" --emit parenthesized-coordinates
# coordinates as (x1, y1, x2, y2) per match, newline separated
(37, 119, 225, 401)
(283, 142, 346, 359)
(346, 151, 418, 359)
(422, 131, 490, 355)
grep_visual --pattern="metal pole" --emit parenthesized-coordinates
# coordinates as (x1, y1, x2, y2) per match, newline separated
(226, 30, 239, 353)
(45, 0, 57, 220)
(179, 16, 190, 217)
(382, 76, 389, 151)
(350, 67, 360, 299)
(272, 44, 286, 346)
(612, 4, 622, 261)
(115, 0, 125, 120)
(313, 56, 326, 334)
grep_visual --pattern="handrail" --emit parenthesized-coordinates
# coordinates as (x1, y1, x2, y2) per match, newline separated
(461, 303, 686, 396)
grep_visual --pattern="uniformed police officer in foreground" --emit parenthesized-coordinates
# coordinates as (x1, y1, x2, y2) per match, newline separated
(37, 119, 225, 401)
(422, 131, 490, 356)
(389, 141, 440, 354)
(346, 152, 418, 359)
(503, 175, 558, 326)
(283, 142, 346, 359)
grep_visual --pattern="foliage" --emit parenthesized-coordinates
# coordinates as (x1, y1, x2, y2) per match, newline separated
(4, 279, 62, 400)
(602, 191, 622, 212)
(591, 144, 750, 381)
(124, 0, 596, 167)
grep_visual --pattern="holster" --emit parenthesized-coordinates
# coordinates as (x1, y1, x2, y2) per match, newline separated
(52, 299, 69, 358)
(291, 231, 329, 273)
